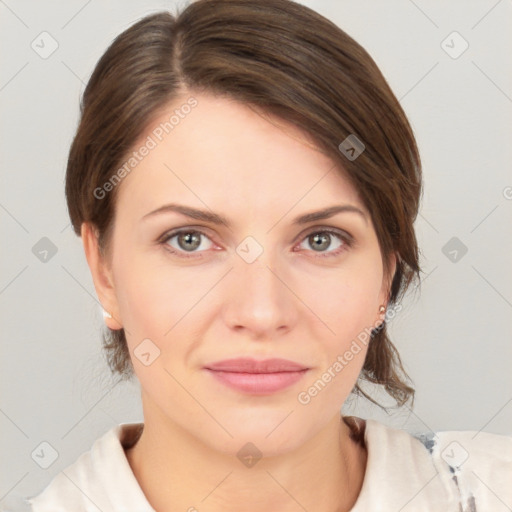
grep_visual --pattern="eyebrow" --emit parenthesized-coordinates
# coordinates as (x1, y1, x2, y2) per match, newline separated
(141, 203, 368, 227)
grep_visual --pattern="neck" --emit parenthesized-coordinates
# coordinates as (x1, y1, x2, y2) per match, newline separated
(125, 412, 367, 512)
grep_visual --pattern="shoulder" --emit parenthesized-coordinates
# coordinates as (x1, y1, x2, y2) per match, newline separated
(356, 417, 512, 511)
(418, 427, 512, 511)
(24, 423, 151, 512)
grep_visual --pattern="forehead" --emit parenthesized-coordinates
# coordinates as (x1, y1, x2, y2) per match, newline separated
(114, 92, 365, 223)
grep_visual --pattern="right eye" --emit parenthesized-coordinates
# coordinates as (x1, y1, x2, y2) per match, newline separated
(160, 228, 216, 259)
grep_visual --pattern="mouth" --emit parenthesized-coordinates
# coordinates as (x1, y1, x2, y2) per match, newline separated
(203, 358, 310, 394)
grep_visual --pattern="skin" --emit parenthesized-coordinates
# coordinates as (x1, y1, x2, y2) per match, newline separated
(82, 91, 396, 512)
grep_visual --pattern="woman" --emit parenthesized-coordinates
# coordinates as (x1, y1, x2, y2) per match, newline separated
(24, 0, 511, 511)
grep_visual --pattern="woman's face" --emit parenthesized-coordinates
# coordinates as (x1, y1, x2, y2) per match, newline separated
(87, 92, 394, 455)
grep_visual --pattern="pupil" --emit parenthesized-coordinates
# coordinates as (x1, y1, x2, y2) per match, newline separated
(312, 233, 329, 251)
(180, 232, 200, 251)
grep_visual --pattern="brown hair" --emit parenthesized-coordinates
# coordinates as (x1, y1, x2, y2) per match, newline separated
(65, 0, 422, 409)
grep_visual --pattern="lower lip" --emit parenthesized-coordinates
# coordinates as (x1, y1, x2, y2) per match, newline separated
(205, 369, 309, 394)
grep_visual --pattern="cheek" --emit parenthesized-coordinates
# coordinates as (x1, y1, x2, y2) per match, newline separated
(297, 256, 384, 340)
(110, 244, 178, 340)
(294, 264, 383, 406)
(112, 248, 219, 375)
(111, 233, 172, 316)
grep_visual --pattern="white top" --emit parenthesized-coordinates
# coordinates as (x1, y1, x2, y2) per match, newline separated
(10, 417, 512, 511)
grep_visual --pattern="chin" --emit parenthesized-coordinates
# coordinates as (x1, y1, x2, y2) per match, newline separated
(191, 409, 313, 456)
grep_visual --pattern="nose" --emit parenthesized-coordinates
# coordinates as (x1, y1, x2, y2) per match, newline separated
(222, 250, 298, 340)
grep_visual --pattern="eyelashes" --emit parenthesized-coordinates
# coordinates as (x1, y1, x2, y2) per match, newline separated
(158, 226, 354, 260)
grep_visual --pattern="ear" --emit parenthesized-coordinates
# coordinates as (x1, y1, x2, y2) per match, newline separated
(81, 222, 123, 330)
(374, 251, 397, 328)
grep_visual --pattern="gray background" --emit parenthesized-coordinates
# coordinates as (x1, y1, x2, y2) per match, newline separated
(1, 0, 511, 505)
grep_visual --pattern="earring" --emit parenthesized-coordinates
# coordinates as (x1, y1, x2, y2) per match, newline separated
(102, 309, 112, 319)
(379, 305, 386, 314)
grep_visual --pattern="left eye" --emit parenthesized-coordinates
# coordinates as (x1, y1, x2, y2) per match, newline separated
(296, 230, 349, 257)
(160, 228, 352, 259)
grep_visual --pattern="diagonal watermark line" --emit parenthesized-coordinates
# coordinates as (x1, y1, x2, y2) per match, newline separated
(398, 473, 438, 511)
(265, 266, 336, 335)
(60, 222, 71, 233)
(164, 163, 235, 234)
(408, 265, 434, 300)
(61, 0, 92, 29)
(418, 212, 439, 234)
(472, 396, 512, 439)
(0, 472, 29, 502)
(97, 404, 119, 426)
(265, 409, 294, 438)
(265, 470, 309, 511)
(267, 164, 337, 234)
(408, 0, 439, 28)
(0, 0, 29, 28)
(470, 204, 499, 233)
(403, 404, 437, 438)
(200, 471, 233, 502)
(0, 265, 28, 295)
(61, 60, 86, 86)
(62, 471, 104, 511)
(422, 265, 438, 283)
(164, 267, 234, 336)
(471, 0, 504, 30)
(0, 202, 29, 233)
(471, 266, 512, 308)
(61, 378, 121, 439)
(60, 265, 99, 305)
(471, 470, 512, 510)
(0, 62, 29, 92)
(163, 367, 233, 438)
(399, 62, 439, 103)
(0, 408, 29, 438)
(472, 61, 512, 104)
(60, 264, 129, 334)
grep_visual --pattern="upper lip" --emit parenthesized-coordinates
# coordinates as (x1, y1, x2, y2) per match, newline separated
(204, 358, 309, 373)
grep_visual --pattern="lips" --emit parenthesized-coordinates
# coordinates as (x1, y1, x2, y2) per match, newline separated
(203, 358, 310, 394)
(204, 357, 308, 373)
